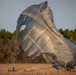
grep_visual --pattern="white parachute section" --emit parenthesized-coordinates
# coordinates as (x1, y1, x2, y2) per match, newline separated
(16, 1, 76, 70)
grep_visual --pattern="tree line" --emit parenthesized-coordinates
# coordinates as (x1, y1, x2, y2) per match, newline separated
(0, 28, 76, 63)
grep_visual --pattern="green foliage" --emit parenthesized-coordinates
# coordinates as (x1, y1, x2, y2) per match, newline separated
(59, 29, 76, 44)
(73, 29, 76, 40)
(0, 28, 76, 63)
(12, 31, 17, 39)
(59, 28, 64, 35)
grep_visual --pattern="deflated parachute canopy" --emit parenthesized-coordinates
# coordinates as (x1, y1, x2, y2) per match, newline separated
(16, 1, 76, 70)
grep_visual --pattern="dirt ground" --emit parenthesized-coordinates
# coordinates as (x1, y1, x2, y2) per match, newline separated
(0, 64, 76, 75)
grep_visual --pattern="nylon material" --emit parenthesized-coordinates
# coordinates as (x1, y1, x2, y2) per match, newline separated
(22, 21, 38, 42)
(30, 29, 45, 41)
(36, 14, 46, 24)
(39, 18, 56, 35)
(35, 30, 46, 41)
(16, 15, 25, 38)
(55, 43, 71, 55)
(34, 24, 46, 35)
(17, 32, 24, 43)
(31, 37, 50, 58)
(40, 16, 72, 54)
(41, 40, 56, 54)
(36, 36, 46, 46)
(48, 22, 72, 53)
(53, 34, 72, 51)
(36, 36, 49, 52)
(42, 44, 53, 53)
(49, 33, 73, 63)
(17, 14, 25, 25)
(36, 15, 51, 30)
(28, 49, 40, 57)
(25, 44, 38, 56)
(24, 14, 42, 27)
(36, 15, 72, 60)
(19, 30, 26, 41)
(27, 19, 36, 28)
(29, 36, 44, 53)
(23, 16, 33, 25)
(39, 15, 51, 24)
(40, 7, 54, 23)
(43, 54, 54, 63)
(48, 7, 54, 23)
(48, 15, 54, 24)
(54, 45, 73, 63)
(65, 39, 76, 59)
(41, 31, 50, 41)
(23, 11, 42, 24)
(22, 38, 33, 52)
(29, 8, 39, 17)
(44, 17, 56, 29)
(28, 49, 39, 57)
(39, 1, 47, 12)
(40, 9, 66, 38)
(29, 6, 37, 15)
(33, 40, 49, 52)
(34, 6, 41, 13)
(30, 30, 40, 41)
(22, 8, 34, 16)
(49, 34, 73, 57)
(30, 24, 45, 41)
(29, 10, 39, 18)
(24, 5, 39, 14)
(35, 31, 50, 46)
(40, 13, 55, 30)
(23, 28, 30, 34)
(22, 29, 34, 42)
(30, 50, 41, 59)
(16, 1, 76, 69)
(22, 5, 39, 18)
(21, 38, 28, 49)
(46, 39, 56, 53)
(28, 36, 43, 59)
(40, 7, 52, 17)
(20, 11, 72, 63)
(27, 21, 38, 30)
(23, 16, 27, 22)
(65, 38, 76, 51)
(20, 28, 30, 41)
(36, 18, 52, 37)
(57, 53, 72, 63)
(23, 20, 35, 30)
(22, 16, 30, 25)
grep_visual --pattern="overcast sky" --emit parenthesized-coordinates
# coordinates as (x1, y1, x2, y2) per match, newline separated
(0, 0, 76, 32)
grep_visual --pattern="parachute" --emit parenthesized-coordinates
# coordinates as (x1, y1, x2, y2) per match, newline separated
(16, 1, 76, 70)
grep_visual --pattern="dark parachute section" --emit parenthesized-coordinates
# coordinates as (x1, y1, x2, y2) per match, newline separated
(16, 1, 76, 70)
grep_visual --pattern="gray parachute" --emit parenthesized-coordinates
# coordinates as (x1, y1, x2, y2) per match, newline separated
(16, 1, 76, 70)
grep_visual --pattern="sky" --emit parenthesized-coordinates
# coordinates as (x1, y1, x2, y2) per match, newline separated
(0, 0, 76, 32)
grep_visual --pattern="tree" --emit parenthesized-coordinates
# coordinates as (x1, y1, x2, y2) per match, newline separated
(73, 29, 76, 40)
(12, 31, 17, 39)
(0, 28, 76, 63)
(59, 28, 64, 35)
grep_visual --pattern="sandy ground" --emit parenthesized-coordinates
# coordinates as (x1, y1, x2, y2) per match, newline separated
(0, 64, 76, 75)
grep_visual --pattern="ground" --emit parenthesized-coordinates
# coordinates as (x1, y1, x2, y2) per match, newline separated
(0, 64, 76, 75)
